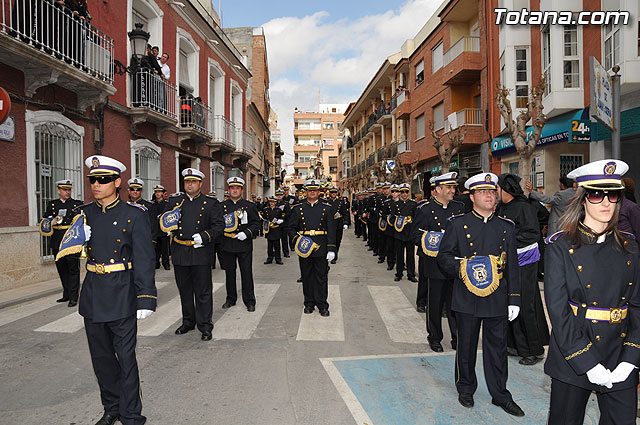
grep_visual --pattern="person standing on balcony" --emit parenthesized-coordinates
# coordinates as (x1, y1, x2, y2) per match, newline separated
(392, 183, 417, 282)
(221, 177, 261, 312)
(39, 179, 83, 307)
(159, 53, 170, 80)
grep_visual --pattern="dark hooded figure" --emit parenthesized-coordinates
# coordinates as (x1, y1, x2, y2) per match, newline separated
(496, 173, 550, 366)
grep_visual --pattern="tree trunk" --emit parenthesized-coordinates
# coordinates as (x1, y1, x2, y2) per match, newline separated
(518, 152, 534, 189)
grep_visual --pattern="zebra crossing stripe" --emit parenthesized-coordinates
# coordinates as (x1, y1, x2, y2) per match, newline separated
(0, 295, 59, 328)
(212, 283, 279, 340)
(296, 285, 344, 341)
(368, 286, 426, 344)
(34, 311, 84, 333)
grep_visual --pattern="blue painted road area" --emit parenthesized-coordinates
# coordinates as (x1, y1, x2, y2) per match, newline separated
(330, 353, 607, 425)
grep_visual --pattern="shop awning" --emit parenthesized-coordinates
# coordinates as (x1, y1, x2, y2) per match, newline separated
(490, 109, 588, 157)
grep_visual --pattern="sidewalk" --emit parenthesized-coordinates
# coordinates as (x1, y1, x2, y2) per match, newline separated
(0, 276, 72, 310)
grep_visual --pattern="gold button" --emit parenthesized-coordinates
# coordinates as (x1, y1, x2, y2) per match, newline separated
(116, 239, 121, 243)
(127, 219, 131, 223)
(180, 234, 183, 237)
(621, 296, 626, 300)
(627, 260, 632, 266)
(466, 234, 471, 239)
(592, 301, 598, 306)
(434, 216, 438, 220)
(624, 240, 629, 246)
(586, 285, 591, 289)
(577, 265, 583, 272)
(474, 252, 477, 255)
(113, 250, 117, 254)
(503, 230, 506, 234)
(592, 320, 598, 324)
(122, 229, 126, 232)
(621, 333, 627, 338)
(595, 335, 601, 341)
(469, 242, 474, 247)
(629, 282, 634, 286)
(569, 249, 574, 254)
(464, 225, 468, 229)
(110, 259, 115, 263)
(582, 303, 587, 308)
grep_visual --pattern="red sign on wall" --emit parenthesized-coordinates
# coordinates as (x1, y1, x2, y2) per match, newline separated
(0, 87, 10, 125)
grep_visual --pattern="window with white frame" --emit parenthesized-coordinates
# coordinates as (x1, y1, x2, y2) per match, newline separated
(416, 113, 426, 139)
(210, 161, 225, 200)
(208, 60, 225, 118)
(604, 22, 620, 70)
(542, 24, 551, 96)
(515, 48, 529, 109)
(177, 31, 199, 97)
(433, 103, 444, 131)
(131, 139, 161, 201)
(415, 60, 425, 86)
(432, 42, 443, 73)
(323, 121, 334, 129)
(563, 25, 580, 88)
(130, 0, 163, 53)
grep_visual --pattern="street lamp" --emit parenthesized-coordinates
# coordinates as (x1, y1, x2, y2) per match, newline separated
(128, 23, 150, 70)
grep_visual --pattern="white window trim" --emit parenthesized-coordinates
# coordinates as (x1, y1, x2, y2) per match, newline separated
(176, 27, 200, 97)
(174, 152, 200, 192)
(230, 79, 243, 130)
(603, 22, 621, 71)
(514, 46, 530, 109)
(26, 110, 85, 226)
(541, 23, 552, 96)
(208, 58, 226, 117)
(562, 25, 581, 89)
(432, 42, 443, 74)
(130, 139, 161, 199)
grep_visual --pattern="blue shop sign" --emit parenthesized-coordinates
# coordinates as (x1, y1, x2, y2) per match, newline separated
(491, 109, 587, 157)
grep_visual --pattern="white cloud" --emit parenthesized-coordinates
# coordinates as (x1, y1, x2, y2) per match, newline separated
(261, 0, 440, 174)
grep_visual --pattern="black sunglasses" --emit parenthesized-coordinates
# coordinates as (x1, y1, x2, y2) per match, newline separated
(586, 189, 622, 204)
(89, 175, 117, 184)
(129, 188, 142, 192)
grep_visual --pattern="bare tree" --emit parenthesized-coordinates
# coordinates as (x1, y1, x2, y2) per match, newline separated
(496, 77, 548, 190)
(430, 121, 467, 173)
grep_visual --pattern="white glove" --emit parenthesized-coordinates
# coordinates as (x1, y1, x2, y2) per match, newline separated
(508, 305, 520, 321)
(83, 225, 92, 242)
(235, 232, 247, 241)
(610, 362, 637, 384)
(166, 231, 171, 237)
(276, 219, 284, 224)
(326, 252, 336, 262)
(136, 309, 154, 320)
(343, 224, 348, 230)
(191, 233, 204, 249)
(586, 364, 613, 388)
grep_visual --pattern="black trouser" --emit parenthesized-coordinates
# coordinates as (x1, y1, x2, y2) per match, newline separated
(378, 226, 386, 261)
(360, 219, 367, 241)
(84, 315, 145, 425)
(509, 261, 547, 357)
(427, 278, 457, 344)
(336, 220, 344, 254)
(281, 229, 290, 256)
(354, 216, 361, 237)
(55, 254, 80, 301)
(386, 234, 396, 267)
(221, 250, 256, 307)
(368, 221, 377, 251)
(299, 256, 329, 311)
(154, 235, 170, 269)
(395, 239, 415, 278)
(455, 313, 512, 404)
(548, 378, 638, 425)
(267, 239, 281, 261)
(416, 256, 427, 307)
(173, 265, 213, 332)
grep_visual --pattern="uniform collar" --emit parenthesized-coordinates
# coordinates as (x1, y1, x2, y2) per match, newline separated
(471, 209, 494, 223)
(307, 199, 318, 207)
(578, 222, 611, 244)
(187, 192, 201, 201)
(96, 196, 120, 213)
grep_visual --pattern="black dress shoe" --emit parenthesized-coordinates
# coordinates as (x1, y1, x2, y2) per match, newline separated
(276, 260, 284, 265)
(297, 277, 303, 283)
(56, 297, 69, 303)
(164, 265, 171, 270)
(518, 356, 542, 366)
(408, 276, 418, 282)
(319, 309, 330, 317)
(492, 399, 525, 417)
(303, 306, 314, 314)
(330, 259, 337, 264)
(367, 247, 373, 251)
(507, 347, 519, 357)
(95, 412, 119, 425)
(428, 340, 444, 352)
(264, 259, 273, 264)
(68, 300, 77, 307)
(377, 258, 385, 263)
(175, 325, 195, 335)
(394, 276, 401, 281)
(284, 253, 290, 258)
(222, 302, 236, 309)
(416, 305, 426, 313)
(387, 265, 394, 271)
(201, 331, 212, 341)
(247, 305, 256, 312)
(458, 393, 474, 408)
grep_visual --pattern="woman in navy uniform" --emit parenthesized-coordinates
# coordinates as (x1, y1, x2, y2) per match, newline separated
(545, 159, 640, 424)
(220, 177, 261, 312)
(41, 179, 83, 306)
(165, 168, 224, 340)
(438, 172, 524, 417)
(262, 196, 285, 264)
(75, 156, 157, 425)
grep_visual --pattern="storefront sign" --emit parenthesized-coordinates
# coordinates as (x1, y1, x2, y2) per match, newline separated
(569, 120, 592, 143)
(430, 159, 458, 174)
(0, 115, 15, 142)
(589, 56, 613, 130)
(0, 87, 10, 125)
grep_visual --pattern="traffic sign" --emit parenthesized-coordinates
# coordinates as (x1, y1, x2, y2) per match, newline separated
(0, 87, 10, 125)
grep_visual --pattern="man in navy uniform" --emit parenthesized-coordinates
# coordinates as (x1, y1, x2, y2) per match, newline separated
(151, 185, 170, 270)
(438, 172, 524, 417)
(327, 186, 349, 263)
(379, 183, 395, 269)
(221, 177, 261, 311)
(275, 188, 291, 258)
(413, 172, 464, 351)
(75, 156, 157, 425)
(127, 178, 157, 242)
(392, 183, 418, 282)
(288, 179, 337, 316)
(262, 196, 285, 264)
(165, 168, 224, 341)
(41, 179, 83, 307)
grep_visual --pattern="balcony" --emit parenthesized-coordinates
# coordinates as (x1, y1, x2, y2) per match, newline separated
(366, 154, 375, 168)
(389, 141, 398, 158)
(397, 136, 410, 153)
(232, 128, 253, 159)
(444, 108, 482, 133)
(208, 115, 236, 151)
(394, 90, 411, 120)
(294, 143, 320, 153)
(293, 161, 311, 169)
(0, 0, 115, 109)
(175, 96, 212, 144)
(377, 146, 387, 162)
(442, 36, 482, 85)
(130, 69, 178, 129)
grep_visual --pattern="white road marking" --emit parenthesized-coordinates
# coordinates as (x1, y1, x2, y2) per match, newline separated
(368, 286, 426, 344)
(35, 311, 84, 333)
(0, 295, 59, 328)
(320, 358, 375, 425)
(213, 284, 279, 340)
(296, 285, 344, 341)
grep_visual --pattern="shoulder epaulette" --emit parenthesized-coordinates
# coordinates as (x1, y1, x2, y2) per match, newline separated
(545, 231, 565, 244)
(322, 201, 332, 207)
(205, 194, 217, 199)
(417, 200, 430, 208)
(447, 213, 465, 222)
(620, 230, 636, 240)
(170, 192, 183, 197)
(127, 201, 148, 212)
(72, 202, 93, 212)
(450, 199, 464, 205)
(497, 215, 515, 226)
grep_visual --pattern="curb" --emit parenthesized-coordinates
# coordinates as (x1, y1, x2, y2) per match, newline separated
(0, 287, 60, 310)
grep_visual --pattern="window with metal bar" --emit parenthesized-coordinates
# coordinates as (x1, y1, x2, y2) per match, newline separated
(134, 146, 161, 200)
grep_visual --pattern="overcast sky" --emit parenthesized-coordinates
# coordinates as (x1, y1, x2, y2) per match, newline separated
(220, 0, 440, 169)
